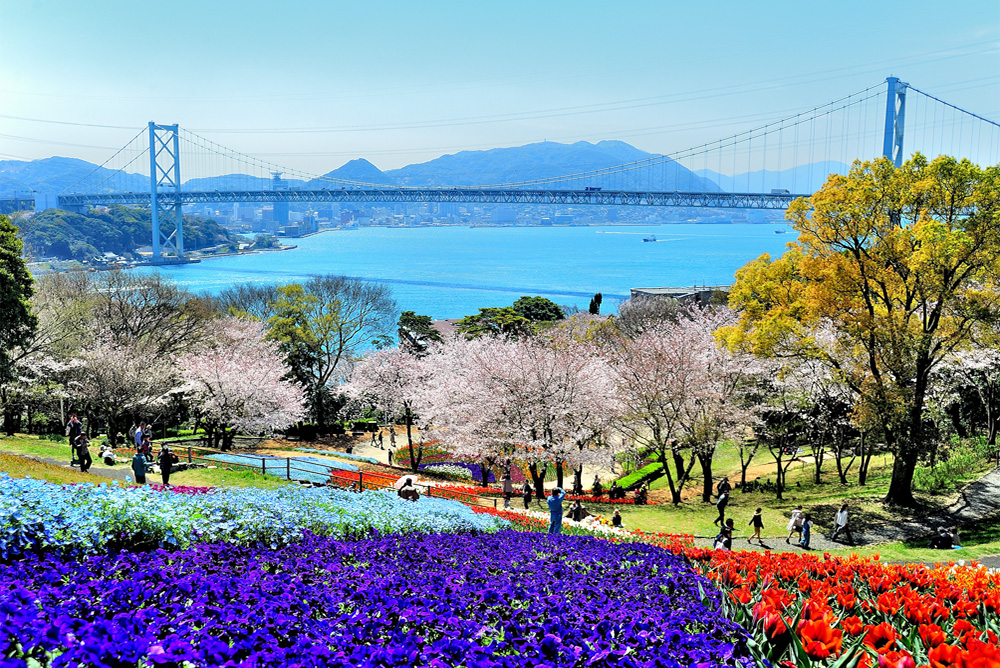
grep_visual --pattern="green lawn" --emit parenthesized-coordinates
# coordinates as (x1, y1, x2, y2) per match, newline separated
(0, 452, 97, 484)
(169, 467, 289, 489)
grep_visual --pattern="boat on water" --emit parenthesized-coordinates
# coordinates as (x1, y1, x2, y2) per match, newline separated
(774, 228, 788, 234)
(643, 235, 657, 242)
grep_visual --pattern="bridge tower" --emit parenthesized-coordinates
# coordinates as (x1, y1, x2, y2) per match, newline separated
(882, 77, 908, 167)
(148, 122, 184, 261)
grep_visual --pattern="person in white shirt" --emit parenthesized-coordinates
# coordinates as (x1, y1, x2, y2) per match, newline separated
(831, 503, 853, 544)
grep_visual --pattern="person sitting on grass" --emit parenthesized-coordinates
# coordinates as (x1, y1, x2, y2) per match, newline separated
(611, 509, 622, 528)
(569, 499, 583, 522)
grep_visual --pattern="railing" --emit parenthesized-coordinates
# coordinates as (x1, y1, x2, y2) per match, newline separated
(114, 444, 343, 484)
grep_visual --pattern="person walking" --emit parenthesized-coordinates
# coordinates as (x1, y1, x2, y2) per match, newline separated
(522, 481, 533, 510)
(831, 503, 853, 544)
(500, 473, 513, 509)
(131, 450, 147, 485)
(67, 415, 82, 466)
(713, 492, 729, 527)
(157, 445, 178, 487)
(547, 487, 566, 534)
(717, 477, 732, 497)
(378, 432, 384, 449)
(134, 422, 146, 449)
(76, 436, 93, 474)
(748, 508, 764, 544)
(786, 505, 805, 544)
(592, 475, 603, 498)
(387, 448, 394, 467)
(800, 513, 814, 549)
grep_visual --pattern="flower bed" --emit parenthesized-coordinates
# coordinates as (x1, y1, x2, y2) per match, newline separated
(0, 531, 751, 667)
(683, 548, 1000, 667)
(0, 476, 505, 558)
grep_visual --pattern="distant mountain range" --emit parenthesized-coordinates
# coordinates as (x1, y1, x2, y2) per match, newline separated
(1, 143, 846, 197)
(694, 161, 849, 195)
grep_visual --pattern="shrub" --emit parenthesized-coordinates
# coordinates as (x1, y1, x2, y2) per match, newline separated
(913, 437, 993, 493)
(615, 460, 664, 489)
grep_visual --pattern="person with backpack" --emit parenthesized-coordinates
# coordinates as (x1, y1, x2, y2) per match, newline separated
(748, 508, 764, 545)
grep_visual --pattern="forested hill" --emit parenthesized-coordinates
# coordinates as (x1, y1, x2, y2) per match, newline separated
(21, 205, 232, 260)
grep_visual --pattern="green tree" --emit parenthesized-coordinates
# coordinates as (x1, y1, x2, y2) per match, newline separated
(720, 155, 1000, 506)
(397, 310, 443, 355)
(589, 292, 603, 315)
(0, 215, 37, 385)
(455, 307, 533, 339)
(512, 295, 564, 322)
(267, 275, 396, 430)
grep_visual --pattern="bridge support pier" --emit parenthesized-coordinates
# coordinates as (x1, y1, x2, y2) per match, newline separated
(883, 77, 907, 167)
(149, 122, 184, 261)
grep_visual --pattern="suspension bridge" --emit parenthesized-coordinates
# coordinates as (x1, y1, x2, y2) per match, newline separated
(6, 76, 1000, 261)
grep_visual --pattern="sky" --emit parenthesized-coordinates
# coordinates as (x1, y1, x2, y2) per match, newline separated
(0, 0, 997, 176)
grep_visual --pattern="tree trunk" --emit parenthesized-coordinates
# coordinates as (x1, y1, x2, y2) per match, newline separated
(405, 406, 421, 471)
(2, 403, 14, 437)
(698, 453, 713, 503)
(529, 463, 546, 501)
(657, 452, 681, 505)
(555, 462, 564, 491)
(480, 464, 489, 488)
(772, 452, 785, 501)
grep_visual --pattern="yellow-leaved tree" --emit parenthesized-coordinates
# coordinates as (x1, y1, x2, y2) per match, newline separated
(719, 155, 1000, 506)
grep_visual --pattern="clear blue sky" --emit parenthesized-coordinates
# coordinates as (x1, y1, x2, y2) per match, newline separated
(0, 0, 997, 174)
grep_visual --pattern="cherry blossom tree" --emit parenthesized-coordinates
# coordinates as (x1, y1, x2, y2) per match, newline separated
(342, 347, 430, 470)
(71, 336, 178, 445)
(605, 305, 754, 505)
(179, 318, 305, 450)
(420, 336, 619, 494)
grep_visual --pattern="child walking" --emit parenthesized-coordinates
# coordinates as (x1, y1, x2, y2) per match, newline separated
(800, 513, 814, 549)
(748, 508, 764, 545)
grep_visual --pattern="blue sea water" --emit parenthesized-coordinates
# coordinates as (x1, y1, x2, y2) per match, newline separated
(138, 223, 794, 319)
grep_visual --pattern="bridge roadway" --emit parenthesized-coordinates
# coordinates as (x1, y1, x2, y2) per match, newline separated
(56, 188, 806, 210)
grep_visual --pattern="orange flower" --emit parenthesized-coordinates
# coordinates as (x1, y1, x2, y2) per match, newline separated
(878, 592, 902, 616)
(864, 623, 898, 654)
(877, 650, 916, 668)
(961, 639, 1000, 668)
(798, 620, 843, 660)
(952, 619, 975, 641)
(842, 615, 865, 636)
(729, 587, 751, 604)
(926, 643, 963, 668)
(761, 610, 789, 641)
(919, 623, 946, 649)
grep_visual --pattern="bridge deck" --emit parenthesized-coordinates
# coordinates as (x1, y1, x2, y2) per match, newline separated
(56, 188, 806, 209)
